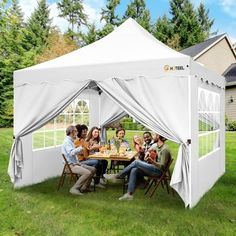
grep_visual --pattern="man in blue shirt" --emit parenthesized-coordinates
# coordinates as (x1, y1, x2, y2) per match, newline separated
(62, 125, 96, 195)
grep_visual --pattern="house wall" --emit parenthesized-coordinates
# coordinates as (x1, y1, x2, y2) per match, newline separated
(225, 86, 236, 120)
(196, 38, 236, 75)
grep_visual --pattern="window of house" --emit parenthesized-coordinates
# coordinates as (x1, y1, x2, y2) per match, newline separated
(198, 88, 220, 158)
(33, 99, 89, 150)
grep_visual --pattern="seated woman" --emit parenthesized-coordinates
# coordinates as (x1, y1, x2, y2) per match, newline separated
(86, 126, 108, 184)
(110, 127, 131, 151)
(110, 127, 131, 171)
(74, 124, 105, 188)
(133, 135, 144, 152)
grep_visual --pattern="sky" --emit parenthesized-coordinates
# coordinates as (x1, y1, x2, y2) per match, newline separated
(17, 0, 236, 44)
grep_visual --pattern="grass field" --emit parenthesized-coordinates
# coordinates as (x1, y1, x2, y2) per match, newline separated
(0, 128, 236, 235)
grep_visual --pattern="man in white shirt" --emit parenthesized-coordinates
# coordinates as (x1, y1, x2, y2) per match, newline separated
(62, 125, 96, 195)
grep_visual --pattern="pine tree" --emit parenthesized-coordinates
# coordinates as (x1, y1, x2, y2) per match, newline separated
(101, 0, 120, 26)
(123, 0, 152, 32)
(0, 0, 35, 127)
(79, 24, 99, 46)
(23, 0, 52, 52)
(169, 0, 206, 49)
(97, 23, 114, 39)
(153, 15, 173, 44)
(197, 2, 214, 38)
(57, 0, 87, 40)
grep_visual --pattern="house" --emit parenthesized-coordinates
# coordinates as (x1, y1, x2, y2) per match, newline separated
(223, 63, 236, 120)
(181, 34, 236, 120)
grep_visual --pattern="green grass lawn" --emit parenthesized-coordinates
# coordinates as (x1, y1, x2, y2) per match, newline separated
(0, 128, 236, 235)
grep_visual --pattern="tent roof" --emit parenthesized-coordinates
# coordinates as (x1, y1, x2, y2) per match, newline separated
(19, 18, 187, 71)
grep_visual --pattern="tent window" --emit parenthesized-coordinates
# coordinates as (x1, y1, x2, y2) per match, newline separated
(198, 88, 220, 158)
(32, 99, 90, 150)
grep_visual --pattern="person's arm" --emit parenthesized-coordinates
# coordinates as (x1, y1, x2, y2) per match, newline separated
(88, 140, 101, 151)
(64, 142, 83, 156)
(148, 149, 170, 169)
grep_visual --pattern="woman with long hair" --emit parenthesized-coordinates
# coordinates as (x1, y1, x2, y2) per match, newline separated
(86, 126, 108, 185)
(74, 125, 105, 188)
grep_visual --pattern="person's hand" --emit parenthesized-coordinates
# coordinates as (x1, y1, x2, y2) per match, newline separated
(145, 156, 154, 164)
(93, 144, 101, 150)
(144, 152, 150, 161)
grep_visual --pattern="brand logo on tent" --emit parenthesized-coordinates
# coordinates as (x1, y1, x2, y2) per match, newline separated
(163, 65, 185, 71)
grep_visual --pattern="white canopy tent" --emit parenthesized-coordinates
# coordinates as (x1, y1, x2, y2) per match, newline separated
(8, 19, 225, 208)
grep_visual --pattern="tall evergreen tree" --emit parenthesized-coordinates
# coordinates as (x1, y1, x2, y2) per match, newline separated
(79, 23, 99, 46)
(101, 0, 120, 26)
(197, 2, 214, 38)
(0, 0, 35, 127)
(98, 0, 121, 39)
(10, 0, 24, 24)
(57, 0, 87, 40)
(123, 0, 151, 32)
(169, 0, 205, 49)
(153, 15, 173, 44)
(23, 0, 52, 52)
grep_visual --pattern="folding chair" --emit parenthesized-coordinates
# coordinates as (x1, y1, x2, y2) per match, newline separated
(57, 154, 79, 191)
(57, 154, 96, 191)
(145, 158, 174, 198)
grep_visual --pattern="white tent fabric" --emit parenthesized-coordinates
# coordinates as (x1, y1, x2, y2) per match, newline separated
(8, 80, 90, 182)
(97, 76, 190, 206)
(99, 93, 126, 141)
(8, 18, 224, 208)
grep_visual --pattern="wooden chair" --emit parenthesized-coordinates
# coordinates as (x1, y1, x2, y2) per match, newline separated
(145, 158, 174, 198)
(57, 154, 79, 191)
(57, 154, 97, 191)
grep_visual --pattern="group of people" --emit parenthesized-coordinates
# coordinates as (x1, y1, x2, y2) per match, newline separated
(61, 125, 172, 200)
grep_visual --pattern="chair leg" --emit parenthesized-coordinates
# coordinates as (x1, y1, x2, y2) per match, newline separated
(57, 175, 64, 191)
(164, 179, 170, 194)
(149, 179, 162, 198)
(161, 181, 164, 189)
(57, 167, 66, 191)
(145, 179, 155, 195)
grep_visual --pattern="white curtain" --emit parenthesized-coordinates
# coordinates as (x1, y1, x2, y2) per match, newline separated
(97, 76, 190, 207)
(8, 80, 90, 183)
(99, 92, 126, 141)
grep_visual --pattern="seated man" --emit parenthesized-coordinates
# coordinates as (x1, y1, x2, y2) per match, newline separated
(139, 131, 154, 160)
(104, 134, 171, 200)
(62, 125, 96, 195)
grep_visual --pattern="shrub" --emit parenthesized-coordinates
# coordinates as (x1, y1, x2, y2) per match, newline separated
(226, 120, 236, 131)
(137, 124, 144, 130)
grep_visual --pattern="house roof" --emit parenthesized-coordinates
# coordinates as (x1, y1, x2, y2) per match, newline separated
(223, 63, 236, 86)
(181, 34, 236, 60)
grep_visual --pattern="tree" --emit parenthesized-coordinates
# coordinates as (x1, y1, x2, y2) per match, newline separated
(123, 0, 152, 32)
(169, 0, 206, 49)
(101, 0, 120, 26)
(36, 29, 78, 63)
(79, 23, 99, 46)
(57, 0, 87, 40)
(0, 0, 35, 127)
(153, 15, 173, 44)
(197, 2, 214, 38)
(23, 0, 52, 53)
